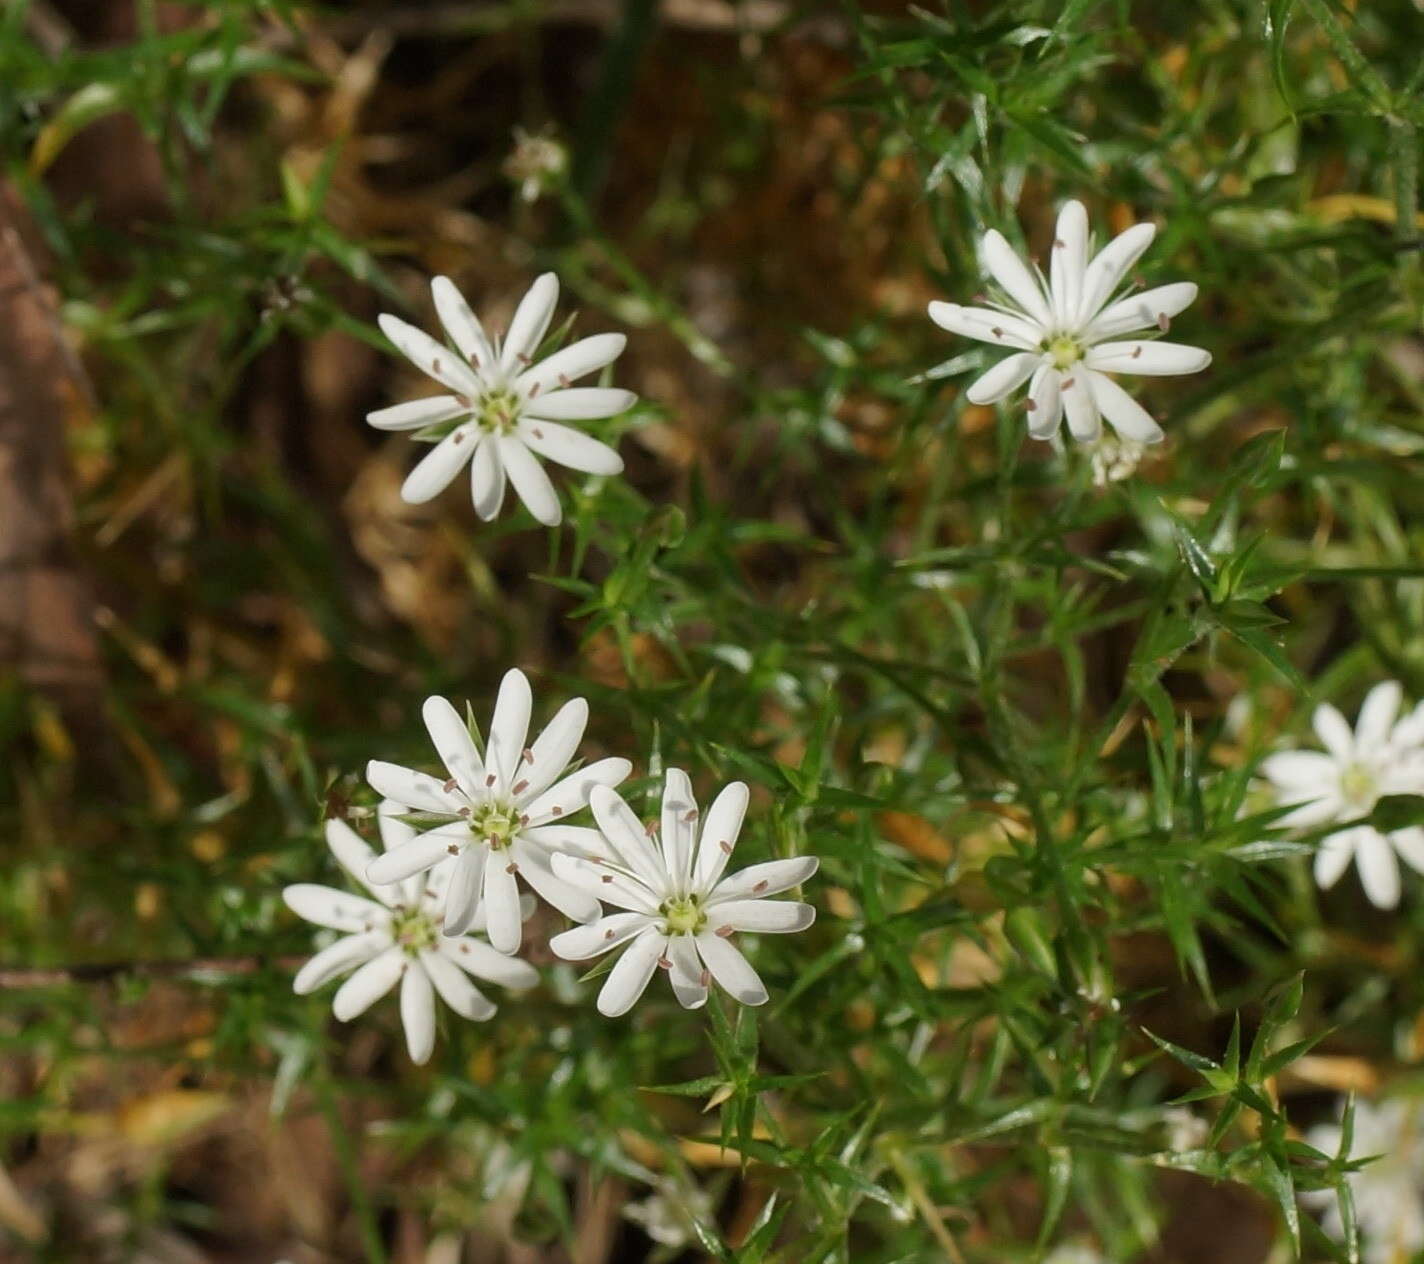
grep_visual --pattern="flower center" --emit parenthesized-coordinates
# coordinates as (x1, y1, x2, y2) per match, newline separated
(659, 894, 706, 936)
(474, 386, 523, 435)
(469, 800, 519, 850)
(390, 905, 439, 956)
(1340, 763, 1379, 813)
(1044, 334, 1083, 370)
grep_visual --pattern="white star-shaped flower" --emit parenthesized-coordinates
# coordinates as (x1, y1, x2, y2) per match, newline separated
(1304, 1098, 1424, 1264)
(1260, 681, 1424, 908)
(548, 770, 818, 1016)
(282, 806, 538, 1064)
(928, 200, 1211, 445)
(369, 273, 634, 525)
(364, 669, 631, 953)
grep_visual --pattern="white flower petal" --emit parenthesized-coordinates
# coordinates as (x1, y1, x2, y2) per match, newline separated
(419, 948, 497, 1021)
(500, 272, 560, 372)
(1357, 682, 1403, 752)
(377, 798, 418, 852)
(550, 911, 650, 960)
(1084, 341, 1211, 377)
(332, 946, 405, 1021)
(666, 933, 707, 1009)
(441, 848, 487, 937)
(517, 697, 587, 805)
(496, 435, 562, 527)
(693, 931, 768, 1006)
(293, 930, 389, 994)
(520, 824, 609, 860)
(965, 352, 1039, 405)
(710, 856, 819, 902)
(283, 884, 388, 933)
(1261, 750, 1338, 789)
(590, 784, 669, 892)
(980, 230, 1053, 328)
(482, 668, 532, 793)
(422, 695, 486, 798)
(1390, 827, 1424, 876)
(400, 964, 437, 1063)
(523, 757, 633, 826)
(1084, 369, 1163, 444)
(926, 302, 1041, 350)
(481, 854, 523, 953)
(1313, 704, 1356, 761)
(470, 434, 506, 521)
(1314, 828, 1359, 890)
(708, 899, 815, 934)
(693, 781, 750, 891)
(1026, 363, 1063, 439)
(550, 853, 659, 914)
(377, 313, 482, 396)
(367, 395, 468, 432)
(400, 425, 479, 504)
(1087, 282, 1199, 341)
(366, 827, 465, 887)
(365, 760, 461, 815)
(508, 838, 602, 922)
(517, 332, 627, 396)
(436, 936, 539, 989)
(596, 926, 667, 1017)
(1355, 828, 1401, 909)
(323, 819, 386, 902)
(1076, 222, 1156, 324)
(1393, 701, 1424, 747)
(660, 768, 699, 890)
(517, 418, 624, 476)
(431, 275, 495, 370)
(1060, 370, 1101, 442)
(523, 387, 636, 421)
(1282, 793, 1344, 830)
(1050, 200, 1089, 327)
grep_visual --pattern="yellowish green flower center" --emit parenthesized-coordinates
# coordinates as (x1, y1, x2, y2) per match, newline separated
(660, 894, 707, 936)
(475, 386, 523, 435)
(391, 906, 439, 956)
(1045, 335, 1084, 370)
(1340, 763, 1378, 812)
(469, 800, 519, 850)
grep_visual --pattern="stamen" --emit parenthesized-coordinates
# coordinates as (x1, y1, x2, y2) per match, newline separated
(446, 844, 460, 856)
(700, 969, 711, 987)
(522, 748, 535, 764)
(1026, 399, 1038, 411)
(557, 373, 571, 388)
(644, 821, 659, 836)
(718, 840, 732, 854)
(991, 326, 1004, 338)
(752, 880, 768, 893)
(604, 928, 616, 940)
(657, 957, 672, 970)
(1157, 312, 1170, 332)
(1132, 346, 1142, 359)
(601, 874, 614, 884)
(682, 809, 698, 823)
(715, 925, 734, 938)
(551, 806, 563, 816)
(1063, 377, 1075, 389)
(512, 779, 529, 795)
(485, 773, 496, 787)
(443, 778, 458, 794)
(505, 863, 518, 874)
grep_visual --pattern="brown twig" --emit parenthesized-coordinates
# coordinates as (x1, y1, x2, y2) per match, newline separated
(0, 955, 304, 989)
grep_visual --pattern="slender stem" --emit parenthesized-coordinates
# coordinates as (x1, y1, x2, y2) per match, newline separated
(313, 1040, 388, 1264)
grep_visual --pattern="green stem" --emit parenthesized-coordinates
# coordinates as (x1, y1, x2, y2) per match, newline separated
(313, 1044, 387, 1264)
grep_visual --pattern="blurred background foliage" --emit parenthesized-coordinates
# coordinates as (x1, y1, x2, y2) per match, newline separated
(2, 0, 1424, 1260)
